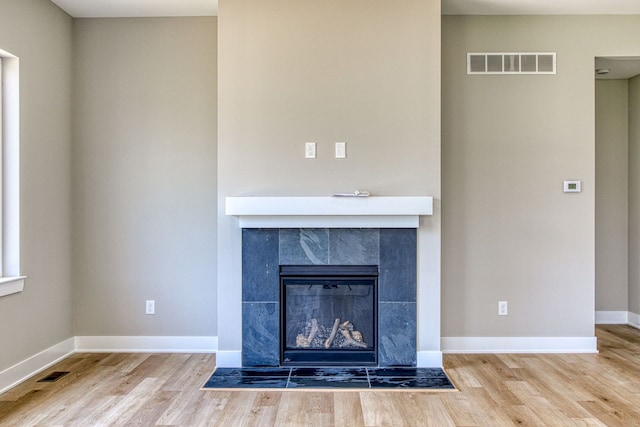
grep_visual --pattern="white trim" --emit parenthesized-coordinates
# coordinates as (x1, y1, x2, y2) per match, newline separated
(0, 336, 219, 394)
(594, 311, 640, 329)
(0, 338, 75, 394)
(214, 350, 242, 367)
(595, 310, 629, 324)
(225, 196, 433, 228)
(0, 332, 612, 395)
(0, 50, 24, 295)
(226, 196, 434, 216)
(417, 351, 443, 368)
(235, 215, 420, 229)
(629, 312, 640, 329)
(0, 276, 25, 297)
(74, 336, 218, 353)
(441, 336, 598, 354)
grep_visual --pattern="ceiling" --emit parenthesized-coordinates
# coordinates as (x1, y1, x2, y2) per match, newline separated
(48, 0, 640, 80)
(443, 0, 640, 15)
(595, 58, 640, 80)
(49, 0, 218, 18)
(49, 0, 640, 18)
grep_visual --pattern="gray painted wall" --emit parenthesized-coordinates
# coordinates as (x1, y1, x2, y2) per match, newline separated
(5, 1, 640, 377)
(217, 0, 442, 355)
(72, 17, 218, 336)
(630, 75, 640, 315)
(0, 0, 73, 370)
(595, 80, 628, 312)
(442, 15, 640, 337)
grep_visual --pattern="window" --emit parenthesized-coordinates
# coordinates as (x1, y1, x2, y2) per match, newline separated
(0, 49, 25, 297)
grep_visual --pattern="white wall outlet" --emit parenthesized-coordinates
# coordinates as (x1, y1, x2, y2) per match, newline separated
(146, 300, 155, 315)
(498, 300, 508, 316)
(305, 142, 316, 159)
(335, 142, 346, 159)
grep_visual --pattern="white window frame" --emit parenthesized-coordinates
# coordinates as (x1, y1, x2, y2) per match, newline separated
(0, 49, 25, 297)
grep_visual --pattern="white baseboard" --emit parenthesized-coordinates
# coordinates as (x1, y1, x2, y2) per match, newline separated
(0, 338, 75, 394)
(441, 336, 598, 354)
(2, 329, 625, 395)
(74, 336, 218, 353)
(629, 312, 640, 329)
(596, 311, 629, 324)
(0, 336, 218, 394)
(595, 310, 640, 329)
(417, 351, 443, 367)
(214, 350, 242, 367)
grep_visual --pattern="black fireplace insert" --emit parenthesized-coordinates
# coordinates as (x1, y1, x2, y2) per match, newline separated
(280, 265, 378, 366)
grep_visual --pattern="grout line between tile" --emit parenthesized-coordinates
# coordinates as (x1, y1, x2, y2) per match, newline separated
(285, 368, 292, 388)
(365, 367, 372, 388)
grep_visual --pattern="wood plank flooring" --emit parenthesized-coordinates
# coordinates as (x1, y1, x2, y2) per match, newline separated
(1, 325, 640, 426)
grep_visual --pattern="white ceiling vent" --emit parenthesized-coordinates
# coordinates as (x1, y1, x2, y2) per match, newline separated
(467, 52, 556, 75)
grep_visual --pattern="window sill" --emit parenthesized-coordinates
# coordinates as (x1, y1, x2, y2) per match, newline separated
(0, 276, 26, 297)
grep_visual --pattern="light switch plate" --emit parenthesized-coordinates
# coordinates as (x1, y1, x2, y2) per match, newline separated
(335, 142, 346, 159)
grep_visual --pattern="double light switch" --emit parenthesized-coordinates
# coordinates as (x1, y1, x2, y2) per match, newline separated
(305, 142, 347, 159)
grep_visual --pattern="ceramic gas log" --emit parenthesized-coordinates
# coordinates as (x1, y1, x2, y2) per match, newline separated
(295, 318, 370, 349)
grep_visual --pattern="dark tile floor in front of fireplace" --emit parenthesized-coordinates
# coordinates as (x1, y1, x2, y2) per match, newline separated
(203, 367, 455, 390)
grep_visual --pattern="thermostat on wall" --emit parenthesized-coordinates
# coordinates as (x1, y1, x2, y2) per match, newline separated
(564, 180, 581, 193)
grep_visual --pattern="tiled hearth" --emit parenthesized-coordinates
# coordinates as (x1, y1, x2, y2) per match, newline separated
(203, 366, 454, 390)
(242, 228, 417, 367)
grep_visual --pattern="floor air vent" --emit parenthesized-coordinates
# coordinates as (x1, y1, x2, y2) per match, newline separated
(468, 52, 556, 75)
(38, 371, 70, 382)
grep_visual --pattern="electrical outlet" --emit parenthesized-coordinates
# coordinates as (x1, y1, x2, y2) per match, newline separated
(305, 142, 316, 159)
(498, 301, 508, 316)
(146, 300, 155, 315)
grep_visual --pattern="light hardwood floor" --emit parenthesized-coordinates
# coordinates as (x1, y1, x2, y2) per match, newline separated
(1, 325, 639, 426)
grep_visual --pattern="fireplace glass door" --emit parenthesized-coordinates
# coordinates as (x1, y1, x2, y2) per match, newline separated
(280, 265, 378, 366)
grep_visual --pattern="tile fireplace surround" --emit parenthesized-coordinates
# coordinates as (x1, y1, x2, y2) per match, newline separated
(243, 227, 416, 367)
(224, 196, 440, 368)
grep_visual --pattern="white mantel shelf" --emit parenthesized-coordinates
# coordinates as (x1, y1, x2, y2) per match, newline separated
(225, 196, 433, 228)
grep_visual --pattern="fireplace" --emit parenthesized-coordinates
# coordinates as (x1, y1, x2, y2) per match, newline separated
(280, 265, 378, 366)
(222, 196, 440, 369)
(241, 228, 417, 368)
